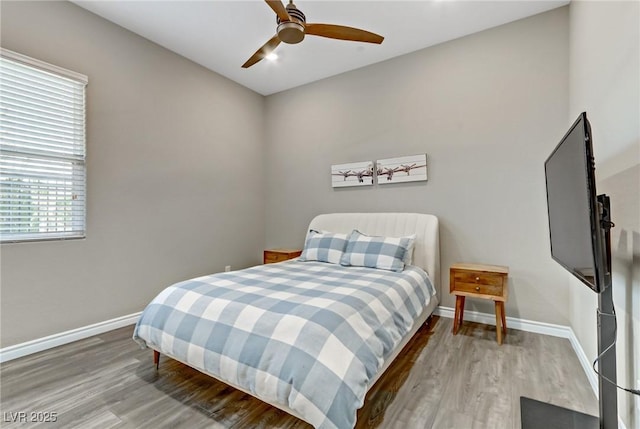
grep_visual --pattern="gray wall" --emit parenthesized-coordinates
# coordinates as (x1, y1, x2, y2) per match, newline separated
(0, 1, 266, 347)
(568, 1, 639, 427)
(265, 7, 571, 325)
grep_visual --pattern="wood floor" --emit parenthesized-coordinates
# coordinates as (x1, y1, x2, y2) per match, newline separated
(0, 317, 597, 429)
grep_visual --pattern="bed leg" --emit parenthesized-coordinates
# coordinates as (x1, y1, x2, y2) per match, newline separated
(153, 350, 160, 370)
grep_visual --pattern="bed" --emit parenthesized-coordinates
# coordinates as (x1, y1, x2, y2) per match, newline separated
(133, 212, 440, 429)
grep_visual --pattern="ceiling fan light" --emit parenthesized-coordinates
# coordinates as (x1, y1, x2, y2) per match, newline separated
(266, 53, 278, 61)
(277, 21, 305, 44)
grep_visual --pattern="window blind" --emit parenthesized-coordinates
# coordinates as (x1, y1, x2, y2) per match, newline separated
(0, 49, 87, 243)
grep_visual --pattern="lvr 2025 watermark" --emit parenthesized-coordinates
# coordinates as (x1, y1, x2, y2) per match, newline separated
(3, 411, 58, 423)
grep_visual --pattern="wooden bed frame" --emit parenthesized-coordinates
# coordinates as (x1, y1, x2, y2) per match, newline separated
(150, 212, 440, 425)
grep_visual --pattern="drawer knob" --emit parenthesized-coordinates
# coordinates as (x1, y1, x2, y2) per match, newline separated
(475, 286, 480, 291)
(475, 277, 480, 281)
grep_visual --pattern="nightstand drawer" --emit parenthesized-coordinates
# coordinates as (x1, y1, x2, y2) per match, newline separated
(449, 264, 509, 296)
(264, 252, 289, 263)
(263, 249, 302, 264)
(453, 281, 503, 297)
(453, 271, 504, 287)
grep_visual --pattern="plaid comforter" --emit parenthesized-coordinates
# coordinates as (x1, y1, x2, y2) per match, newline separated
(133, 260, 435, 429)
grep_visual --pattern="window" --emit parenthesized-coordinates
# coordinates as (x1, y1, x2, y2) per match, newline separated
(0, 49, 87, 243)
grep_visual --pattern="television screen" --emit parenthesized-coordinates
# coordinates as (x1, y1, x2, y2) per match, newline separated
(544, 112, 604, 292)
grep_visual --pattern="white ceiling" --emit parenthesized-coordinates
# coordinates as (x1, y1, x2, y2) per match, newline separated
(72, 1, 569, 95)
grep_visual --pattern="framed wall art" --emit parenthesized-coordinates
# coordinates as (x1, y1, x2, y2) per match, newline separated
(376, 154, 427, 184)
(331, 161, 374, 187)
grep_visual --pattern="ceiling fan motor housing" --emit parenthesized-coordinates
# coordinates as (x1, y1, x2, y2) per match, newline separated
(277, 4, 306, 44)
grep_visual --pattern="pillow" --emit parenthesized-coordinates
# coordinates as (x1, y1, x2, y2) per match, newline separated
(298, 230, 349, 264)
(402, 234, 417, 265)
(340, 230, 414, 272)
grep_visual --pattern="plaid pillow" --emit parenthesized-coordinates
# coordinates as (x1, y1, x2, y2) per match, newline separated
(402, 234, 417, 265)
(299, 230, 349, 264)
(340, 230, 413, 272)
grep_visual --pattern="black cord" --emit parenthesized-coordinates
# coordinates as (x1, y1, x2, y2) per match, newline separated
(592, 303, 640, 396)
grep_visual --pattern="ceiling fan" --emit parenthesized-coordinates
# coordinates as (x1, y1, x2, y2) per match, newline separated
(242, 0, 384, 68)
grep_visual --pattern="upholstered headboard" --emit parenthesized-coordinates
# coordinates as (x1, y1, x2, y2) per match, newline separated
(307, 213, 440, 295)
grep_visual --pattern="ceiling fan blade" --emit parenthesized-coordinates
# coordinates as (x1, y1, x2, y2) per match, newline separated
(242, 35, 281, 68)
(265, 0, 290, 22)
(305, 23, 384, 44)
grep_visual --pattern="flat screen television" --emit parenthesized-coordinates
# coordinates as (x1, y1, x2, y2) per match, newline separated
(544, 112, 607, 293)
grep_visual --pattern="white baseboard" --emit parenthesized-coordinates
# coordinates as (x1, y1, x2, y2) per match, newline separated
(434, 306, 573, 338)
(566, 328, 599, 395)
(0, 312, 141, 363)
(435, 306, 627, 429)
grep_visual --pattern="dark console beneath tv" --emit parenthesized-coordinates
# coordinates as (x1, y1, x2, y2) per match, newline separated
(520, 397, 598, 429)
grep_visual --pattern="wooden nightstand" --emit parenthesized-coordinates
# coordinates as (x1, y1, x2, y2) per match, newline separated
(263, 248, 302, 264)
(450, 263, 509, 345)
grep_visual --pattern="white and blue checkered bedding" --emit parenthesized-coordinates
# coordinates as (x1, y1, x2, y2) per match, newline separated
(133, 260, 435, 429)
